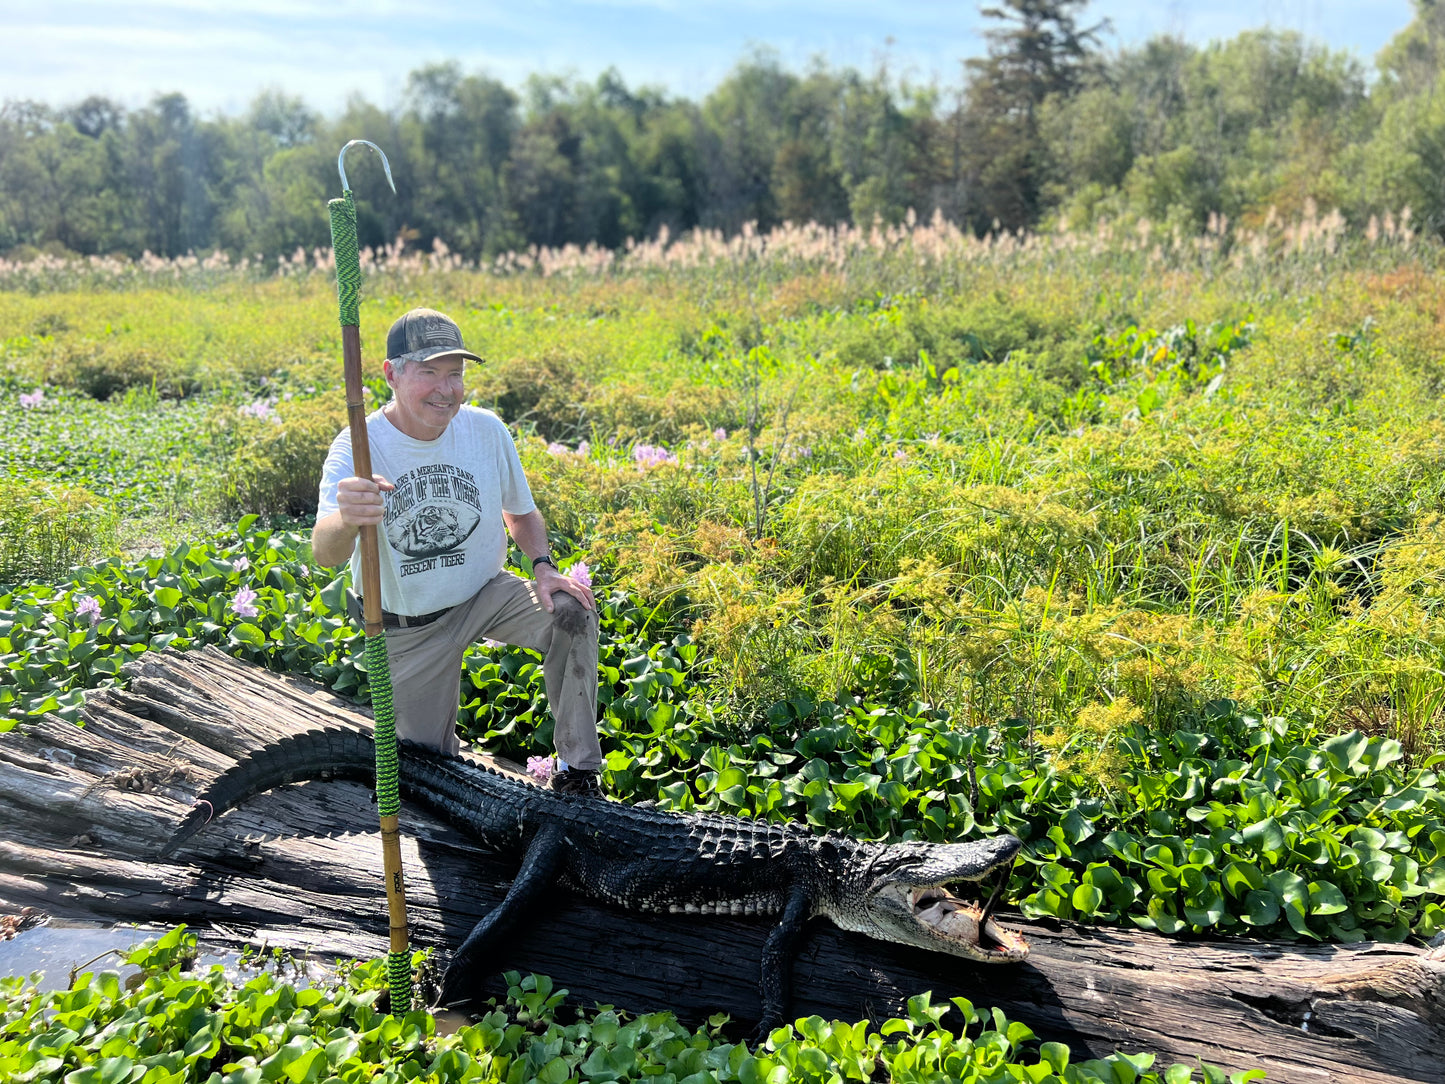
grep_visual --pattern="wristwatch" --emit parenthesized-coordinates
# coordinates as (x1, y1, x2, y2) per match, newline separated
(532, 553, 556, 572)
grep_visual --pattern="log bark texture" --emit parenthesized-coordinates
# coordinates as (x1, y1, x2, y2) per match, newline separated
(0, 647, 1442, 1084)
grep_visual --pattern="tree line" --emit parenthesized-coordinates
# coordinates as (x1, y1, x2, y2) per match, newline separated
(3, 0, 1445, 261)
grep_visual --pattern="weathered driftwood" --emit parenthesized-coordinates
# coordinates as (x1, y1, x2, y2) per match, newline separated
(0, 647, 1442, 1084)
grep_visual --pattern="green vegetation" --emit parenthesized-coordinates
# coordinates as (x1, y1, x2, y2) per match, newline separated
(0, 928, 1252, 1084)
(5, 3, 1445, 261)
(1, 208, 1443, 1077)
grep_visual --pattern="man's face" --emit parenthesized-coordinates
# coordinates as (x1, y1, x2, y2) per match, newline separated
(384, 354, 465, 439)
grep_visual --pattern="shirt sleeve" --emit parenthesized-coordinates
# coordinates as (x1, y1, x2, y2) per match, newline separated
(316, 428, 354, 521)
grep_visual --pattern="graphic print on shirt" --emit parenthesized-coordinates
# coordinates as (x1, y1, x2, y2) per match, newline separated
(383, 463, 484, 576)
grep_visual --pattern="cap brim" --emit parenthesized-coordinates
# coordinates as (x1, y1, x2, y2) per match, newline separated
(393, 347, 485, 364)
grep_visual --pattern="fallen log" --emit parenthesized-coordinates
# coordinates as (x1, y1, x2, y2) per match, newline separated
(0, 646, 1441, 1083)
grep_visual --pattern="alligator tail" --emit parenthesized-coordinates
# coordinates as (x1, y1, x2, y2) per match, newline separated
(161, 727, 379, 858)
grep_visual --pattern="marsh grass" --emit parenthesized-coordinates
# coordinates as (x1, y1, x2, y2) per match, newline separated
(0, 478, 116, 584)
(1, 209, 1443, 759)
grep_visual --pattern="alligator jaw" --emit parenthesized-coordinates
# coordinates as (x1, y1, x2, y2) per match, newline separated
(848, 835, 1031, 963)
(909, 882, 1030, 962)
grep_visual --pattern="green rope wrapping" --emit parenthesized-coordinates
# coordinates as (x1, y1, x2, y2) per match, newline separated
(366, 634, 401, 818)
(387, 951, 412, 1010)
(328, 190, 361, 328)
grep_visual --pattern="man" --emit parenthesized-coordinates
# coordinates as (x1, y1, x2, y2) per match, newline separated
(313, 308, 604, 797)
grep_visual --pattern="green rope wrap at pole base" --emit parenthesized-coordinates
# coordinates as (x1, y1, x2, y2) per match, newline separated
(328, 179, 411, 1013)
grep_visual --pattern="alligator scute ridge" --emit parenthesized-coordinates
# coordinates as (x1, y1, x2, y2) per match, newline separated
(163, 726, 1029, 1029)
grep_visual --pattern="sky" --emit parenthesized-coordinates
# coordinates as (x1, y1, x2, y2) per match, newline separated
(0, 0, 1419, 118)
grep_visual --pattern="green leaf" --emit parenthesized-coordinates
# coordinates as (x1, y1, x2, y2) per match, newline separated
(1223, 860, 1265, 898)
(151, 587, 182, 609)
(1242, 816, 1285, 856)
(1146, 897, 1185, 935)
(1061, 806, 1094, 845)
(1072, 884, 1105, 916)
(1038, 1042, 1069, 1074)
(1308, 880, 1348, 917)
(228, 623, 265, 647)
(1242, 890, 1280, 927)
(1321, 731, 1368, 775)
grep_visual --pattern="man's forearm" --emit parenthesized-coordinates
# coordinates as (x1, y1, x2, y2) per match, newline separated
(312, 511, 360, 568)
(504, 510, 551, 566)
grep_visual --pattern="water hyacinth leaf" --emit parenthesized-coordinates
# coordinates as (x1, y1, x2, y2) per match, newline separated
(1362, 851, 1395, 882)
(1242, 890, 1281, 926)
(227, 623, 265, 648)
(1308, 881, 1348, 916)
(1362, 738, 1404, 771)
(831, 780, 868, 804)
(1242, 817, 1285, 857)
(1072, 883, 1105, 916)
(1223, 861, 1265, 898)
(150, 587, 183, 609)
(1184, 881, 1226, 928)
(1267, 870, 1308, 907)
(1321, 731, 1368, 775)
(1146, 897, 1185, 934)
(1061, 807, 1094, 845)
(1419, 904, 1445, 939)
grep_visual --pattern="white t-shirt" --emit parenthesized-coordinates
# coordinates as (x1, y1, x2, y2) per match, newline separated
(317, 405, 536, 615)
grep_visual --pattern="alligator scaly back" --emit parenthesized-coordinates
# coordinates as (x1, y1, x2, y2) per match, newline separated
(164, 725, 1028, 1027)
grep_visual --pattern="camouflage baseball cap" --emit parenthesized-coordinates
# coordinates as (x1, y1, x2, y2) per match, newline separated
(385, 308, 483, 364)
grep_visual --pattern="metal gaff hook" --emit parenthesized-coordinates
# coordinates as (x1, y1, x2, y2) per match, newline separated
(337, 139, 396, 194)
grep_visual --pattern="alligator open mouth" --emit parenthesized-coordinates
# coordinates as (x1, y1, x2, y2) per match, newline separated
(910, 869, 1030, 961)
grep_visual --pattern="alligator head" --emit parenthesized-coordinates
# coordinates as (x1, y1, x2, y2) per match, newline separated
(822, 833, 1030, 963)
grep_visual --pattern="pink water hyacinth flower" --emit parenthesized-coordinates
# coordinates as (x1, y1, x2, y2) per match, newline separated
(19, 389, 44, 409)
(713, 427, 726, 440)
(567, 560, 593, 589)
(75, 595, 101, 625)
(633, 443, 678, 469)
(546, 442, 569, 457)
(482, 637, 504, 649)
(239, 399, 277, 421)
(234, 556, 249, 572)
(526, 756, 555, 784)
(230, 586, 259, 618)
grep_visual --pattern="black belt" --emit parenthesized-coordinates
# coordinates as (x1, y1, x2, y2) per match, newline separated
(346, 591, 453, 629)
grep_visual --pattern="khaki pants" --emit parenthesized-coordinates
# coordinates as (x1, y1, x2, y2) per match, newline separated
(377, 571, 602, 769)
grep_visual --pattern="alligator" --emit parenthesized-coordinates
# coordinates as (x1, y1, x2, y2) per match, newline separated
(162, 726, 1029, 1027)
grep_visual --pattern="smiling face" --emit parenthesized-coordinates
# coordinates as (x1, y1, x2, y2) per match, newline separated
(384, 354, 466, 439)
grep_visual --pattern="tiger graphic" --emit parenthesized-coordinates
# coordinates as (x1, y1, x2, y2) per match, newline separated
(387, 503, 481, 558)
